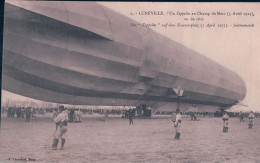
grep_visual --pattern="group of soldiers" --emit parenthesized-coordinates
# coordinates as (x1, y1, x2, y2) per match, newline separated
(171, 109, 256, 140)
(50, 106, 257, 149)
(190, 112, 199, 121)
(6, 107, 34, 122)
(222, 111, 256, 132)
(68, 109, 82, 123)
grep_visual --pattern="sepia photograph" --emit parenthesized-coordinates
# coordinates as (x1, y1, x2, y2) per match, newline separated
(0, 1, 259, 162)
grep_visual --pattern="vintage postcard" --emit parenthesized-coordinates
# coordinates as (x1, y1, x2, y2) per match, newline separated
(0, 1, 259, 162)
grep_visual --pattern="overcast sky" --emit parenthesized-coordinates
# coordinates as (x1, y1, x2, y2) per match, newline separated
(2, 2, 260, 111)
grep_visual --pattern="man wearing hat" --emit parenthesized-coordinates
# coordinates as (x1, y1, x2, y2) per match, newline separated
(52, 105, 68, 150)
(222, 111, 229, 132)
(129, 109, 134, 125)
(174, 109, 182, 140)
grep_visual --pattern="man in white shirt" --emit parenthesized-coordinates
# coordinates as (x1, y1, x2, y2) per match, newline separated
(52, 105, 68, 150)
(174, 109, 182, 140)
(248, 111, 255, 129)
(222, 112, 229, 132)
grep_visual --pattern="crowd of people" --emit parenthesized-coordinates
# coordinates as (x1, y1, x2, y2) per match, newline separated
(48, 107, 257, 150)
(1, 105, 259, 146)
(68, 108, 82, 123)
(2, 107, 125, 120)
(3, 107, 41, 122)
(170, 109, 258, 140)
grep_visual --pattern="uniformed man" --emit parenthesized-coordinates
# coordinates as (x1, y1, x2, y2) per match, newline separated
(129, 109, 134, 125)
(74, 109, 82, 122)
(52, 105, 68, 150)
(248, 111, 255, 129)
(239, 111, 244, 122)
(222, 111, 229, 132)
(25, 107, 32, 122)
(174, 109, 182, 140)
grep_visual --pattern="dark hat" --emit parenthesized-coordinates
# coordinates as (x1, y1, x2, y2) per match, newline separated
(59, 105, 65, 111)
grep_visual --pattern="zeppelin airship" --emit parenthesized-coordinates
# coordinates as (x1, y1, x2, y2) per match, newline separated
(2, 1, 246, 112)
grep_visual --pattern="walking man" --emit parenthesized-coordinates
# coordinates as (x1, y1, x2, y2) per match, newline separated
(52, 105, 68, 150)
(248, 111, 255, 129)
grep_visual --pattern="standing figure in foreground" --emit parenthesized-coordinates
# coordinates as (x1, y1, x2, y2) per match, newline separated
(129, 109, 134, 125)
(222, 112, 229, 132)
(248, 111, 255, 129)
(52, 105, 68, 150)
(174, 109, 182, 140)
